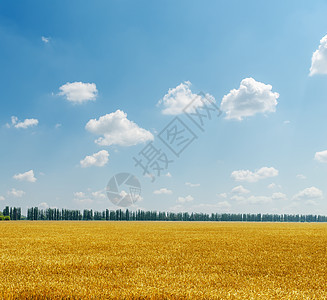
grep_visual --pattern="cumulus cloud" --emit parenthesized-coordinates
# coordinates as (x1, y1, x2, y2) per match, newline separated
(80, 150, 109, 168)
(38, 202, 49, 209)
(7, 188, 25, 198)
(232, 192, 286, 204)
(271, 192, 287, 201)
(220, 78, 279, 120)
(231, 185, 250, 194)
(231, 167, 278, 182)
(41, 36, 50, 43)
(293, 187, 323, 201)
(296, 174, 306, 180)
(310, 34, 327, 76)
(170, 204, 184, 212)
(13, 170, 37, 182)
(314, 150, 327, 163)
(218, 193, 228, 199)
(59, 82, 98, 103)
(8, 116, 39, 129)
(73, 197, 94, 205)
(74, 192, 86, 198)
(246, 195, 272, 204)
(85, 110, 153, 146)
(231, 194, 272, 204)
(91, 190, 106, 200)
(185, 182, 200, 187)
(216, 201, 231, 209)
(192, 201, 231, 212)
(153, 188, 173, 195)
(73, 189, 107, 206)
(177, 195, 194, 203)
(157, 81, 215, 115)
(305, 200, 318, 206)
(267, 183, 282, 189)
(231, 195, 246, 202)
(15, 119, 39, 129)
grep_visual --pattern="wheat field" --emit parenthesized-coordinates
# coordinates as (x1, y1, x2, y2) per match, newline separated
(0, 221, 326, 299)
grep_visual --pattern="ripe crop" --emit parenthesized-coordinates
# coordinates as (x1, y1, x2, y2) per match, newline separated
(0, 222, 326, 299)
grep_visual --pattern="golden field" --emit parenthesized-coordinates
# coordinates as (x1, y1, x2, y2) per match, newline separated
(0, 222, 326, 299)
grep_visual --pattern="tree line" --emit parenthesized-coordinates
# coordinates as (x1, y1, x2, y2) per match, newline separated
(0, 206, 22, 220)
(1, 206, 327, 222)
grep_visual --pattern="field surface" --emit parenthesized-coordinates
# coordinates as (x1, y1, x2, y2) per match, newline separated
(0, 221, 326, 299)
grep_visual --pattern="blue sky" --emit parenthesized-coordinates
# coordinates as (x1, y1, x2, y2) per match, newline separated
(1, 0, 327, 215)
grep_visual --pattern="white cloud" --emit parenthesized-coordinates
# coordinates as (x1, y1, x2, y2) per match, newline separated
(309, 34, 327, 76)
(73, 198, 94, 205)
(0, 196, 5, 201)
(218, 193, 227, 199)
(74, 192, 86, 198)
(157, 81, 215, 115)
(216, 201, 231, 209)
(15, 119, 38, 129)
(296, 174, 306, 180)
(41, 36, 50, 43)
(9, 116, 38, 129)
(177, 195, 194, 203)
(55, 123, 62, 129)
(192, 201, 232, 212)
(220, 78, 279, 120)
(314, 150, 327, 163)
(305, 200, 318, 206)
(11, 116, 17, 125)
(13, 170, 37, 183)
(153, 188, 173, 195)
(271, 192, 287, 201)
(231, 167, 278, 182)
(80, 150, 109, 168)
(231, 185, 250, 194)
(170, 204, 184, 212)
(73, 189, 108, 206)
(246, 195, 272, 204)
(91, 190, 106, 200)
(267, 183, 282, 189)
(232, 192, 285, 204)
(293, 187, 323, 201)
(185, 182, 200, 187)
(231, 195, 246, 202)
(59, 82, 98, 103)
(283, 120, 291, 124)
(85, 110, 153, 146)
(38, 202, 49, 209)
(7, 188, 25, 198)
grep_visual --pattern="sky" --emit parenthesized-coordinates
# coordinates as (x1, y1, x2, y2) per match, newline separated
(1, 0, 327, 215)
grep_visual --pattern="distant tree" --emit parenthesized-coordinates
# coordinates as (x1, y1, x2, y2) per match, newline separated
(3, 206, 9, 217)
